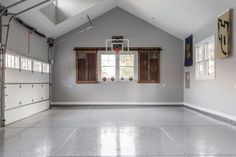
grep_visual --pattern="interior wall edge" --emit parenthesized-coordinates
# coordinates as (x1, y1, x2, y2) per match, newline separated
(184, 102, 236, 125)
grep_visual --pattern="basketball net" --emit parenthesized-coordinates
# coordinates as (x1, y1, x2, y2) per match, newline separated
(113, 47, 121, 54)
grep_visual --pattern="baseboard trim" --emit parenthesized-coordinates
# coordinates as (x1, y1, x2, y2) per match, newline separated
(51, 102, 183, 106)
(184, 102, 236, 125)
(51, 101, 236, 125)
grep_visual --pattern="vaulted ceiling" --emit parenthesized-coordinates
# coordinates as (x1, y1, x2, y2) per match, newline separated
(2, 0, 236, 39)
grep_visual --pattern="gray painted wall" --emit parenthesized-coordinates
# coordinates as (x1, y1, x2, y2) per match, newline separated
(184, 8, 236, 117)
(52, 7, 184, 103)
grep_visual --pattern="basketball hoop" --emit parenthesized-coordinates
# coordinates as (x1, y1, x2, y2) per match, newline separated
(113, 47, 121, 54)
(106, 36, 129, 54)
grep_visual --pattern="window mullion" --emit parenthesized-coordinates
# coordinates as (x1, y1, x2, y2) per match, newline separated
(116, 54, 119, 79)
(203, 44, 207, 78)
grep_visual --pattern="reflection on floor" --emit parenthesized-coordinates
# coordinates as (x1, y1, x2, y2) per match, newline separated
(1, 106, 236, 157)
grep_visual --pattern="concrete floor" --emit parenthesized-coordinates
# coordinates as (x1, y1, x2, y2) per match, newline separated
(1, 106, 236, 157)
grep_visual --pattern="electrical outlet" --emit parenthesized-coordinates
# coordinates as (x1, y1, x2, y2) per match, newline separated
(234, 84, 236, 89)
(163, 84, 166, 87)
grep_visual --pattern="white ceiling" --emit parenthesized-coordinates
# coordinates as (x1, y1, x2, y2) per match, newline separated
(1, 0, 236, 39)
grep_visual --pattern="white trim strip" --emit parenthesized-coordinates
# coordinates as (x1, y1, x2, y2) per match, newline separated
(51, 102, 183, 105)
(184, 102, 236, 122)
(51, 102, 236, 123)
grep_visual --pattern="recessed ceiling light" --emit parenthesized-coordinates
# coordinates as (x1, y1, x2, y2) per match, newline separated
(53, 0, 57, 6)
(151, 17, 155, 20)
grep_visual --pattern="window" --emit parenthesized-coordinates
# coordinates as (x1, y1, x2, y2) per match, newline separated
(119, 54, 135, 79)
(5, 53, 19, 69)
(99, 52, 136, 81)
(195, 35, 215, 80)
(33, 60, 42, 72)
(101, 54, 116, 79)
(138, 49, 160, 83)
(42, 63, 50, 73)
(21, 57, 32, 71)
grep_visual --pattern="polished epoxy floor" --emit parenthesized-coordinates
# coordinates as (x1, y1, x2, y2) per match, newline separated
(1, 106, 236, 157)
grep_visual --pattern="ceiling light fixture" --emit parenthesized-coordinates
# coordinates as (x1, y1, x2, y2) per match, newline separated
(53, 0, 57, 6)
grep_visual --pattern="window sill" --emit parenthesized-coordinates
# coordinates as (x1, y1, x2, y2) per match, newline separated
(195, 76, 215, 80)
(138, 81, 160, 83)
(76, 81, 98, 84)
(98, 80, 137, 83)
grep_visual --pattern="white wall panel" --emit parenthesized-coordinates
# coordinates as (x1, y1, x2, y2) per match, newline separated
(5, 85, 21, 110)
(5, 69, 49, 83)
(5, 67, 50, 125)
(5, 84, 50, 110)
(5, 100, 50, 125)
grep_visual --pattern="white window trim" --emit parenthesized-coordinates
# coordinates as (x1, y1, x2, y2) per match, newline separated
(98, 51, 138, 82)
(195, 35, 216, 80)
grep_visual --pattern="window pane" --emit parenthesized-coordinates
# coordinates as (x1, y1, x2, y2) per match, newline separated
(6, 54, 19, 69)
(101, 60, 108, 66)
(7, 54, 13, 68)
(21, 57, 32, 71)
(101, 55, 108, 61)
(108, 60, 115, 66)
(206, 59, 215, 76)
(120, 59, 126, 66)
(33, 61, 42, 72)
(206, 41, 214, 59)
(126, 60, 134, 66)
(196, 46, 204, 62)
(101, 54, 116, 79)
(196, 62, 204, 78)
(14, 56, 19, 69)
(101, 67, 115, 78)
(101, 55, 115, 66)
(42, 63, 50, 73)
(120, 55, 125, 61)
(120, 60, 134, 66)
(126, 54, 134, 60)
(108, 55, 115, 61)
(101, 55, 115, 61)
(199, 62, 204, 75)
(120, 67, 134, 79)
(120, 54, 134, 66)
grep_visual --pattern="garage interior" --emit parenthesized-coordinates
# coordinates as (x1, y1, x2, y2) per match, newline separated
(0, 0, 236, 157)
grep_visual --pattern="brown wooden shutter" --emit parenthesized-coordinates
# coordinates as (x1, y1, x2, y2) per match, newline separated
(139, 52, 149, 81)
(76, 49, 98, 84)
(138, 49, 160, 83)
(87, 53, 97, 81)
(150, 51, 159, 81)
(77, 58, 87, 81)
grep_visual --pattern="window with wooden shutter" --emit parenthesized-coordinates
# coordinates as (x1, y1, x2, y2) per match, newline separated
(76, 49, 98, 84)
(138, 49, 160, 83)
